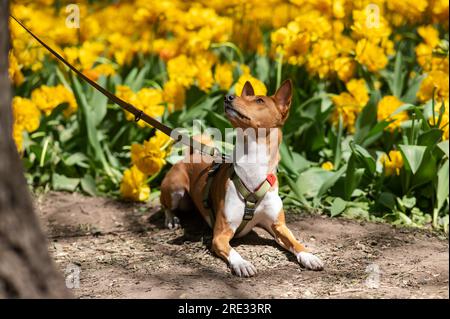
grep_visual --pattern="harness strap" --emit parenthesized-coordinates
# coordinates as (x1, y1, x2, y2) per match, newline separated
(202, 162, 222, 227)
(203, 164, 276, 235)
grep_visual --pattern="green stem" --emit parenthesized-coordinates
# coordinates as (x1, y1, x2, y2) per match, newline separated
(276, 52, 283, 88)
(211, 42, 244, 65)
(40, 137, 50, 167)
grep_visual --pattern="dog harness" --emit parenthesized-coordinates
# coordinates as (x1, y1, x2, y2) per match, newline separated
(203, 163, 277, 235)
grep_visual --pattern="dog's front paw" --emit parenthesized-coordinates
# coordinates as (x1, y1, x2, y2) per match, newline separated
(230, 259, 257, 278)
(165, 214, 181, 230)
(297, 252, 324, 271)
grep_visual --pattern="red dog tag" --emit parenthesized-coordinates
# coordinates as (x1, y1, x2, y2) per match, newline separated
(266, 173, 277, 186)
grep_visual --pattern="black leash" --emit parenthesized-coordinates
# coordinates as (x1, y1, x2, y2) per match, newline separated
(10, 15, 228, 162)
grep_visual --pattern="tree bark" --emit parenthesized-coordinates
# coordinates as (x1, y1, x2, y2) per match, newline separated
(0, 0, 70, 298)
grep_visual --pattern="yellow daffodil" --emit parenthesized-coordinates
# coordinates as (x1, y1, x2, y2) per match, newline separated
(120, 165, 150, 202)
(12, 97, 41, 133)
(31, 85, 77, 117)
(331, 79, 369, 133)
(214, 63, 234, 91)
(131, 133, 169, 176)
(377, 96, 409, 132)
(321, 161, 334, 171)
(417, 70, 449, 102)
(380, 150, 404, 176)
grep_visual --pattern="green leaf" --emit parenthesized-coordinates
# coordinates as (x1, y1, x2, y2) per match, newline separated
(390, 103, 416, 117)
(344, 155, 365, 200)
(361, 121, 390, 147)
(64, 152, 89, 167)
(52, 173, 80, 192)
(354, 90, 381, 144)
(378, 192, 397, 210)
(296, 168, 334, 199)
(399, 144, 427, 174)
(206, 111, 232, 137)
(89, 76, 108, 126)
(279, 142, 311, 176)
(315, 164, 347, 205)
(392, 51, 405, 97)
(437, 140, 449, 158)
(72, 76, 116, 182)
(180, 95, 221, 123)
(81, 175, 98, 196)
(255, 55, 270, 83)
(284, 174, 309, 207)
(418, 128, 444, 146)
(401, 74, 425, 104)
(400, 196, 416, 209)
(124, 67, 138, 87)
(436, 160, 449, 213)
(330, 197, 346, 217)
(130, 64, 150, 91)
(351, 143, 376, 174)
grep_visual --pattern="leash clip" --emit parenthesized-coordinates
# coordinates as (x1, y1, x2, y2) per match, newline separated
(135, 110, 143, 122)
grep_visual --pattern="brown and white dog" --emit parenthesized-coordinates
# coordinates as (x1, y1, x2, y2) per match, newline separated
(160, 80, 323, 277)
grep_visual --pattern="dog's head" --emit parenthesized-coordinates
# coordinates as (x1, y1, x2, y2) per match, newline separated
(224, 79, 293, 129)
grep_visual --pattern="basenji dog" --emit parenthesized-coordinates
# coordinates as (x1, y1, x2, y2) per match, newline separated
(160, 80, 324, 277)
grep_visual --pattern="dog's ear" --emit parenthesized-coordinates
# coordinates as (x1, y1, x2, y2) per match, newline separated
(241, 81, 255, 97)
(274, 79, 293, 109)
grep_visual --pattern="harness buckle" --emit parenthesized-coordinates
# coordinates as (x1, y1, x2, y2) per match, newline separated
(243, 200, 257, 220)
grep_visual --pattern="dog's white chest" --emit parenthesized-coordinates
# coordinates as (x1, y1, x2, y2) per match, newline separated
(224, 179, 282, 237)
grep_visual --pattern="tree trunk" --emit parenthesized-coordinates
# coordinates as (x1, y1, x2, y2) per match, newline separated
(0, 0, 70, 298)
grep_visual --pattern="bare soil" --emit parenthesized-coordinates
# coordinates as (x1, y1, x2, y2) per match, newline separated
(34, 191, 449, 299)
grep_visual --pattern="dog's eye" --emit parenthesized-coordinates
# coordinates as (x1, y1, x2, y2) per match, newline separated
(256, 98, 264, 104)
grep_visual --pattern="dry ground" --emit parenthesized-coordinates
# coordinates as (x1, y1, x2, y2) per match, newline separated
(34, 191, 449, 299)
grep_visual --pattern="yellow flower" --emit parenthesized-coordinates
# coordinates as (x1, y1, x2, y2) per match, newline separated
(429, 100, 449, 140)
(8, 52, 24, 86)
(307, 40, 338, 79)
(12, 124, 24, 153)
(355, 39, 388, 72)
(120, 165, 150, 202)
(83, 63, 116, 81)
(116, 85, 135, 103)
(439, 113, 449, 140)
(117, 85, 165, 127)
(214, 63, 234, 90)
(346, 79, 369, 107)
(167, 55, 198, 88)
(351, 9, 391, 43)
(131, 134, 168, 176)
(163, 80, 185, 111)
(195, 55, 215, 92)
(321, 161, 334, 171)
(334, 56, 356, 82)
(418, 25, 440, 48)
(12, 97, 41, 133)
(31, 85, 77, 117)
(377, 96, 409, 131)
(417, 70, 449, 102)
(331, 79, 369, 132)
(235, 73, 267, 96)
(387, 0, 428, 24)
(380, 150, 404, 176)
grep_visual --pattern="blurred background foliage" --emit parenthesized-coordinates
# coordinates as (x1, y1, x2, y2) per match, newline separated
(7, 0, 449, 231)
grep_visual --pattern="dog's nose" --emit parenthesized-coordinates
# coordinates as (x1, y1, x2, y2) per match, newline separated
(225, 94, 235, 102)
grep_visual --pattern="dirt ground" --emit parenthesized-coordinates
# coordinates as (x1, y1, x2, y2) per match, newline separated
(34, 191, 449, 299)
